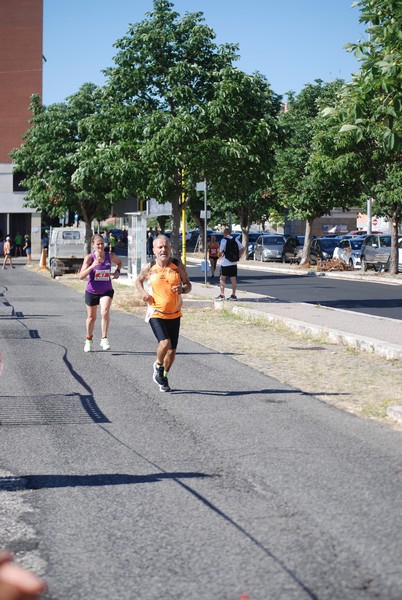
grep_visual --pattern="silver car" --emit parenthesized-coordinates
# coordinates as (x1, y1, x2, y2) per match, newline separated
(253, 234, 286, 262)
(333, 236, 365, 269)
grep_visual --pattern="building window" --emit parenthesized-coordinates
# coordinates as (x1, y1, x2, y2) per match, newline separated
(13, 172, 27, 192)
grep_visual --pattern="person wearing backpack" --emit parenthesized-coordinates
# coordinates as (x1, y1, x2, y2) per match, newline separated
(216, 228, 244, 301)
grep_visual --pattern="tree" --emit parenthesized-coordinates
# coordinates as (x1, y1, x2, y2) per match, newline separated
(88, 0, 281, 255)
(274, 80, 358, 264)
(10, 84, 111, 250)
(344, 0, 402, 151)
(339, 0, 402, 272)
(199, 68, 282, 249)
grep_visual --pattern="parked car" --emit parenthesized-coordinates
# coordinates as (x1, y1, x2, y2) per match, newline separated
(243, 232, 263, 259)
(253, 234, 286, 262)
(311, 237, 342, 261)
(333, 236, 365, 269)
(348, 229, 383, 236)
(383, 237, 402, 272)
(282, 236, 305, 263)
(360, 234, 392, 271)
(310, 237, 341, 264)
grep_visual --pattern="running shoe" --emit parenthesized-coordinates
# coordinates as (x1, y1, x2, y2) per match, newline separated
(153, 364, 171, 392)
(84, 339, 93, 353)
(100, 337, 111, 351)
(215, 294, 225, 301)
(227, 295, 238, 301)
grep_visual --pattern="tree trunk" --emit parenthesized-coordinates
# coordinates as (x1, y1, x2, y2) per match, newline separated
(300, 217, 314, 265)
(84, 220, 93, 255)
(79, 202, 93, 254)
(157, 215, 168, 234)
(240, 206, 251, 260)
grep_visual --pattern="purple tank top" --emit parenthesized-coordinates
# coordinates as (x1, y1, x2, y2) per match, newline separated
(85, 252, 113, 294)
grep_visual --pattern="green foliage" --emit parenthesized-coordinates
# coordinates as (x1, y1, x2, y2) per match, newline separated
(343, 0, 402, 150)
(96, 0, 281, 248)
(10, 84, 112, 240)
(339, 0, 402, 272)
(275, 80, 357, 222)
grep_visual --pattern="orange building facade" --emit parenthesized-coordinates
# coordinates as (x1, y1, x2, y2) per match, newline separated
(0, 0, 43, 254)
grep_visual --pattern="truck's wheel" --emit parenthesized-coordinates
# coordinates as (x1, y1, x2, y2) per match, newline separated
(50, 259, 57, 279)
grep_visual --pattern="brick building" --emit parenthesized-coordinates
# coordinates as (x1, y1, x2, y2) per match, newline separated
(0, 0, 43, 256)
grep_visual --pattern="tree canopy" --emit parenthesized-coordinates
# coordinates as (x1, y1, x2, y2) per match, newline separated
(338, 0, 402, 272)
(10, 84, 109, 248)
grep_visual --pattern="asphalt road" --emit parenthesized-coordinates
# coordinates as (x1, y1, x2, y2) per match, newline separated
(1, 267, 402, 599)
(189, 264, 402, 321)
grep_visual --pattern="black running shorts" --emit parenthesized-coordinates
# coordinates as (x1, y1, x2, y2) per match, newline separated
(220, 264, 238, 277)
(149, 317, 181, 349)
(85, 289, 114, 306)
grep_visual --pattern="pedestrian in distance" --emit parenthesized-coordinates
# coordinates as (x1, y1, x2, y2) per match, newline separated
(23, 234, 32, 265)
(207, 235, 219, 279)
(135, 235, 192, 392)
(14, 231, 23, 257)
(79, 234, 123, 353)
(146, 230, 154, 260)
(108, 231, 116, 252)
(216, 228, 245, 301)
(0, 551, 46, 600)
(102, 229, 109, 251)
(2, 237, 14, 270)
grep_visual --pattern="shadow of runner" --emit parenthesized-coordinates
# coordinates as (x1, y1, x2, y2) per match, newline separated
(0, 472, 212, 491)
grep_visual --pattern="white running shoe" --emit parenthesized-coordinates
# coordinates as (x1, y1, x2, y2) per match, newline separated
(100, 337, 110, 351)
(84, 339, 93, 353)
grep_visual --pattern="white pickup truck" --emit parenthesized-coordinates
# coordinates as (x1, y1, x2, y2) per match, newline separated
(47, 227, 87, 278)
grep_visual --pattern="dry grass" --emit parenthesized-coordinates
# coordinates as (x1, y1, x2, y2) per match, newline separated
(53, 272, 402, 430)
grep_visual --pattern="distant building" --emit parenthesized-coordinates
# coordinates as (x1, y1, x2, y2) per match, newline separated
(283, 208, 360, 237)
(0, 0, 43, 255)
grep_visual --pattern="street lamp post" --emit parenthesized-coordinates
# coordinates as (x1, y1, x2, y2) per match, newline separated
(196, 180, 209, 285)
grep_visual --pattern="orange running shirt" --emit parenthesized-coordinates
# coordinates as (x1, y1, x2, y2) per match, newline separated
(149, 260, 183, 319)
(209, 243, 219, 258)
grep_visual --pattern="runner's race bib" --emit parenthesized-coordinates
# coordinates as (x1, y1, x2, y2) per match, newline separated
(94, 269, 111, 281)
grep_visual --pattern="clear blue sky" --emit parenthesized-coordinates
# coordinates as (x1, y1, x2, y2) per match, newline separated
(43, 0, 367, 105)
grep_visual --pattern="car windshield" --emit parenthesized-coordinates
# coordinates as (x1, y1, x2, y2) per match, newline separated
(320, 238, 340, 250)
(264, 236, 284, 245)
(350, 239, 364, 250)
(380, 236, 391, 247)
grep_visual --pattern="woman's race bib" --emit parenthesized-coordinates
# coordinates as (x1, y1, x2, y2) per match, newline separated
(94, 269, 111, 281)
